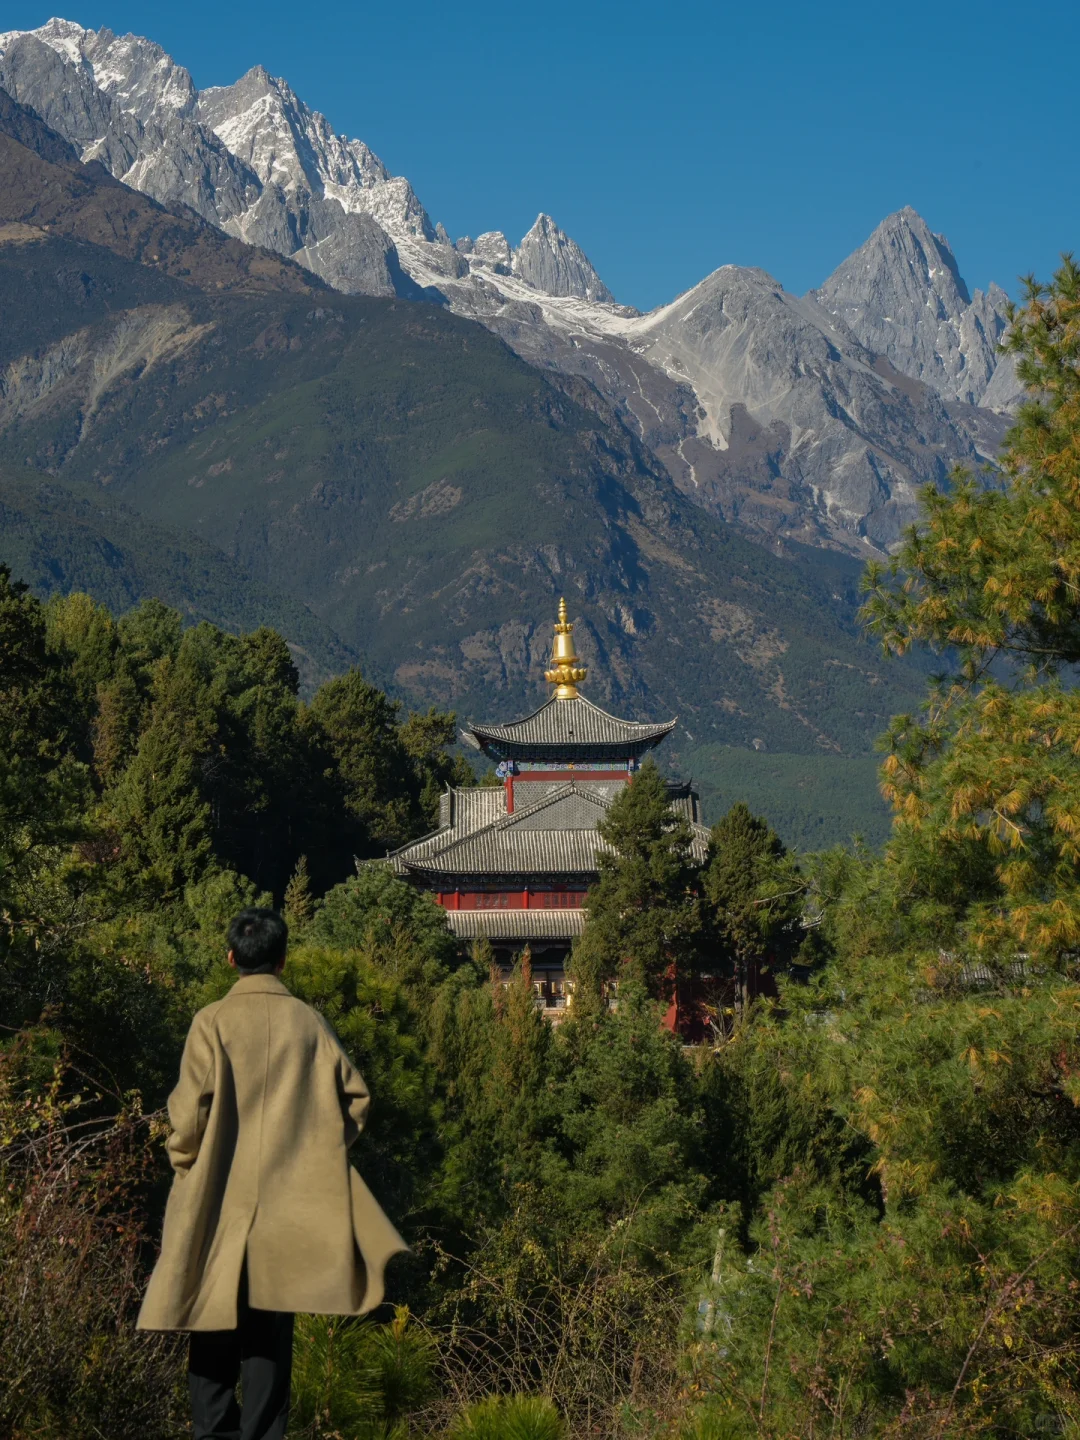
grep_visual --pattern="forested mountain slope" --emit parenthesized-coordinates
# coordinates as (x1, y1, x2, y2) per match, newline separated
(0, 466, 356, 688)
(0, 95, 925, 763)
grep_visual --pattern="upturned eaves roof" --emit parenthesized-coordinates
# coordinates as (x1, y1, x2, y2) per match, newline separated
(465, 693, 676, 754)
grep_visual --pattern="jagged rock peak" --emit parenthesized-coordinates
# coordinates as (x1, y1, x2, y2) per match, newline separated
(810, 206, 1008, 406)
(513, 212, 613, 303)
(0, 17, 198, 122)
(473, 231, 513, 268)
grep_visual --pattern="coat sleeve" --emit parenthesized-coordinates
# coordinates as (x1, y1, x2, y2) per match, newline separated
(319, 1017, 371, 1146)
(165, 1011, 216, 1174)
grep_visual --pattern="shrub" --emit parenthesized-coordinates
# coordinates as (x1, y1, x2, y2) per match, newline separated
(0, 1046, 184, 1439)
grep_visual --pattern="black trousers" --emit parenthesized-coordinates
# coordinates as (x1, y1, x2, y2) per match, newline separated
(188, 1269, 294, 1440)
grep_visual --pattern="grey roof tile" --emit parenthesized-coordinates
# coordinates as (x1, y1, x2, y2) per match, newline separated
(445, 909, 586, 939)
(468, 694, 676, 757)
(391, 776, 709, 877)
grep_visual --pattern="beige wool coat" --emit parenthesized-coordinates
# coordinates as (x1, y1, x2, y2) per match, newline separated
(137, 973, 407, 1332)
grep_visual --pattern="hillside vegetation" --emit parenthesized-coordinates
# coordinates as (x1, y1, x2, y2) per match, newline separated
(684, 745, 891, 849)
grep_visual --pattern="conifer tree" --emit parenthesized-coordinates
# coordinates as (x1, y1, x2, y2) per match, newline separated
(104, 636, 217, 898)
(283, 854, 314, 930)
(863, 254, 1080, 957)
(704, 802, 799, 1013)
(306, 669, 412, 851)
(309, 864, 458, 975)
(571, 759, 702, 1005)
(399, 707, 476, 828)
(0, 565, 76, 772)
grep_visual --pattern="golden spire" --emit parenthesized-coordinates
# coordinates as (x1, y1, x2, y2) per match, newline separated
(544, 597, 587, 699)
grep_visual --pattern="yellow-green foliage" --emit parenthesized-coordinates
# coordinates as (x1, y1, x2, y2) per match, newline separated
(447, 1394, 564, 1440)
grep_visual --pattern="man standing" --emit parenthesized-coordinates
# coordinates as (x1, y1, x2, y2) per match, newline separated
(138, 908, 406, 1440)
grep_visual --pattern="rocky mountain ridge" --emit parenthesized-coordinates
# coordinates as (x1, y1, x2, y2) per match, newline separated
(0, 18, 1021, 556)
(811, 207, 1021, 411)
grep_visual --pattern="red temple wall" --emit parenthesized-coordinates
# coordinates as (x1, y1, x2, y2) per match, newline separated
(435, 890, 587, 911)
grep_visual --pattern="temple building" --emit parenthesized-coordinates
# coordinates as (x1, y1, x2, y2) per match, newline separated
(390, 600, 709, 1019)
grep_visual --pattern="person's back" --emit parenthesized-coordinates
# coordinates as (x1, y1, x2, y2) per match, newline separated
(138, 908, 405, 1440)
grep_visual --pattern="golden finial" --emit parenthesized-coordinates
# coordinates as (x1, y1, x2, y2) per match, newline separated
(544, 597, 587, 699)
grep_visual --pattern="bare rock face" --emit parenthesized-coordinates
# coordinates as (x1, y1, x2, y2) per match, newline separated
(810, 208, 1008, 407)
(0, 86, 319, 296)
(611, 265, 1005, 550)
(980, 350, 1025, 414)
(472, 231, 513, 269)
(513, 213, 613, 302)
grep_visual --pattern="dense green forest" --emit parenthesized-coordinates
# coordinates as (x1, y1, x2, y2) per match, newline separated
(3, 261, 1080, 1439)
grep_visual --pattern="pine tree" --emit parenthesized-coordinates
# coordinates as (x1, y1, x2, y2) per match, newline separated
(571, 760, 703, 1005)
(862, 254, 1080, 958)
(399, 706, 476, 828)
(104, 641, 217, 898)
(306, 669, 412, 851)
(704, 802, 797, 1014)
(283, 854, 313, 930)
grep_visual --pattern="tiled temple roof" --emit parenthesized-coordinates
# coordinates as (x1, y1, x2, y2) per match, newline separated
(389, 776, 708, 881)
(463, 694, 676, 761)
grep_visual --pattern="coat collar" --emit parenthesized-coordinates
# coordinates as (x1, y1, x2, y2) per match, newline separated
(227, 973, 292, 997)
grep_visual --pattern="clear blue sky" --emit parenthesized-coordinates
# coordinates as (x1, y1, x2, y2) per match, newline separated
(5, 0, 1078, 311)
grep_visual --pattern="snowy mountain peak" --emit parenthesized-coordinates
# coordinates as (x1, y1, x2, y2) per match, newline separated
(2, 17, 198, 122)
(512, 213, 613, 303)
(810, 206, 1007, 405)
(0, 16, 1021, 553)
(0, 18, 619, 307)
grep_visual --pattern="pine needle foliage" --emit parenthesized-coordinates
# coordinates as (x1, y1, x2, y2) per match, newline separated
(572, 759, 703, 1003)
(862, 254, 1080, 959)
(447, 1394, 564, 1440)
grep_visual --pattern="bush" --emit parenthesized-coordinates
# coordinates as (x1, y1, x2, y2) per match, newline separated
(0, 1047, 184, 1439)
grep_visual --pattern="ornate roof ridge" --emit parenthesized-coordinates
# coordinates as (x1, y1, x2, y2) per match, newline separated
(467, 692, 677, 746)
(493, 779, 609, 827)
(411, 781, 606, 864)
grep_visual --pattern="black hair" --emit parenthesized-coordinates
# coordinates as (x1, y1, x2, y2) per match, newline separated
(228, 908, 288, 975)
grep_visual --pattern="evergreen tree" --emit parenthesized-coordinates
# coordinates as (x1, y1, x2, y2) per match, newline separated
(0, 565, 77, 774)
(306, 669, 413, 852)
(399, 707, 476, 828)
(103, 634, 218, 898)
(704, 802, 801, 1014)
(283, 854, 314, 930)
(43, 593, 121, 758)
(306, 858, 457, 973)
(557, 983, 711, 1265)
(91, 671, 143, 788)
(115, 597, 183, 693)
(571, 760, 703, 1004)
(863, 254, 1080, 959)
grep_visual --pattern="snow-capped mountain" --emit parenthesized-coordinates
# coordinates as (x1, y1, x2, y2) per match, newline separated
(0, 18, 1021, 554)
